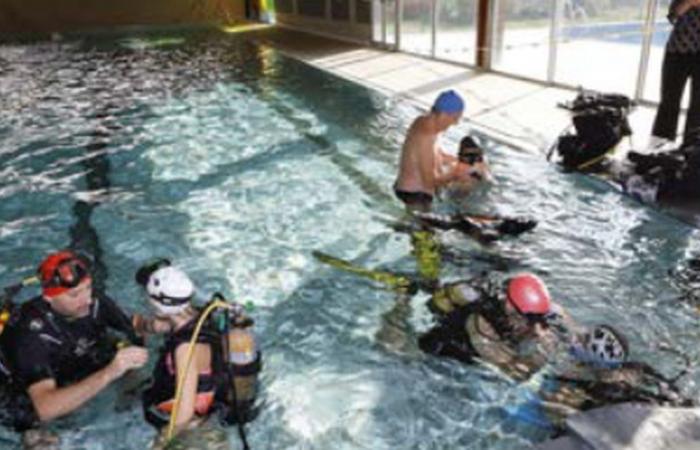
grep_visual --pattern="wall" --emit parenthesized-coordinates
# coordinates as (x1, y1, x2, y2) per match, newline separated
(0, 0, 245, 34)
(275, 0, 372, 43)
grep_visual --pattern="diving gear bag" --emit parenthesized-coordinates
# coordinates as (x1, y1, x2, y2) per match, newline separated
(552, 90, 634, 172)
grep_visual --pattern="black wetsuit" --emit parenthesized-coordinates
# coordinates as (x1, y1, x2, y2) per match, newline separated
(419, 289, 516, 364)
(142, 320, 226, 429)
(0, 295, 137, 431)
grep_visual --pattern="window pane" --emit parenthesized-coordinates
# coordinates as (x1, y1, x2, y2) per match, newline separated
(386, 0, 397, 46)
(401, 0, 433, 55)
(491, 0, 551, 80)
(555, 0, 647, 97)
(436, 0, 477, 65)
(372, 0, 397, 46)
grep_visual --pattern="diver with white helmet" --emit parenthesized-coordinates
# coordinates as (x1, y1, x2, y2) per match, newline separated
(134, 259, 261, 447)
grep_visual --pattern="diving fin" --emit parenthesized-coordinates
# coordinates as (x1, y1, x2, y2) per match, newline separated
(312, 251, 416, 293)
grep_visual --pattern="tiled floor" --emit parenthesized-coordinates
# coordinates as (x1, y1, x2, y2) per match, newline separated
(246, 26, 671, 154)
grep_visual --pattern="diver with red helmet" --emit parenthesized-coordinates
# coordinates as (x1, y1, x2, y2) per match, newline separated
(419, 273, 575, 380)
(0, 250, 148, 449)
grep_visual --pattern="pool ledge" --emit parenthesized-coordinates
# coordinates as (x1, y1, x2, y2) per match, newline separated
(537, 403, 700, 450)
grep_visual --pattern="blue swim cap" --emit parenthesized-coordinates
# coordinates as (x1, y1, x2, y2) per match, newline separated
(432, 90, 465, 114)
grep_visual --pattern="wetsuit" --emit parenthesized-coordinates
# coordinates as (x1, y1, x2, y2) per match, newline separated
(142, 319, 226, 429)
(419, 284, 517, 364)
(0, 295, 137, 431)
(420, 279, 566, 380)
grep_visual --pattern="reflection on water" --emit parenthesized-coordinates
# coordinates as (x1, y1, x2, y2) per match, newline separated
(0, 28, 698, 450)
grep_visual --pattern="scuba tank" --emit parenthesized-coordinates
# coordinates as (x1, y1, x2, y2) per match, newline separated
(208, 294, 261, 425)
(224, 315, 260, 422)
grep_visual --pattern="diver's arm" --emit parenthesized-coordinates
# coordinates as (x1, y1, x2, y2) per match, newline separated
(428, 142, 459, 187)
(439, 148, 458, 164)
(27, 346, 148, 422)
(172, 343, 207, 430)
(434, 159, 460, 186)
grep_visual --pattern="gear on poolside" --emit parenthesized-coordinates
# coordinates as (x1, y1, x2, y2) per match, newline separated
(506, 273, 551, 315)
(575, 324, 629, 367)
(146, 266, 194, 316)
(551, 89, 634, 172)
(38, 250, 91, 298)
(432, 90, 465, 114)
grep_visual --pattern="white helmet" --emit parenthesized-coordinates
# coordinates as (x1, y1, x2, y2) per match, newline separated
(572, 324, 628, 368)
(146, 266, 194, 316)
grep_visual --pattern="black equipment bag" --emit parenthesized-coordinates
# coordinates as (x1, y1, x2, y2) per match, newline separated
(552, 90, 634, 171)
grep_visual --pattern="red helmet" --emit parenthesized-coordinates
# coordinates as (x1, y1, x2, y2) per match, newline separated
(506, 273, 551, 315)
(38, 251, 91, 299)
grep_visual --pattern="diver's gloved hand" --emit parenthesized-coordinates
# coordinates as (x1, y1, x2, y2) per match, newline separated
(496, 218, 537, 236)
(108, 346, 149, 380)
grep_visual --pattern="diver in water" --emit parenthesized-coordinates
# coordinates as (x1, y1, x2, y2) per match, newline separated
(394, 90, 466, 212)
(503, 323, 694, 433)
(539, 323, 694, 424)
(419, 273, 575, 380)
(0, 250, 148, 450)
(407, 135, 536, 243)
(136, 259, 261, 449)
(444, 136, 493, 196)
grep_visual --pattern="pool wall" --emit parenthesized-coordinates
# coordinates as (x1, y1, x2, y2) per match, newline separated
(0, 0, 245, 33)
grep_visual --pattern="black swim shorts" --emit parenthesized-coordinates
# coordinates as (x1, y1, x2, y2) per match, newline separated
(394, 189, 434, 207)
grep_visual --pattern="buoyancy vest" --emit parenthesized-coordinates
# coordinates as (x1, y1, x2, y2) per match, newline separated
(142, 319, 225, 428)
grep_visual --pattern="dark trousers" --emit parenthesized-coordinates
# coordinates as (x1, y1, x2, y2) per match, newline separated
(653, 51, 700, 142)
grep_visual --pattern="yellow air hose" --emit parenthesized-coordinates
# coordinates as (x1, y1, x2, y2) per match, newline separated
(165, 299, 236, 441)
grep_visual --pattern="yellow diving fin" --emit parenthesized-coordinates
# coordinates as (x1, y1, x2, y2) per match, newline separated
(312, 251, 415, 293)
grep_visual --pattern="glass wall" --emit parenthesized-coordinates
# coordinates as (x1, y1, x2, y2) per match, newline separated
(554, 0, 648, 97)
(436, 0, 477, 64)
(401, 0, 434, 56)
(372, 0, 397, 48)
(370, 0, 672, 103)
(491, 0, 552, 80)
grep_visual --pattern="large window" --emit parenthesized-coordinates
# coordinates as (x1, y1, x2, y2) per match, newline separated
(554, 0, 648, 97)
(401, 0, 434, 56)
(436, 0, 477, 64)
(491, 0, 552, 80)
(372, 0, 398, 48)
(370, 0, 673, 103)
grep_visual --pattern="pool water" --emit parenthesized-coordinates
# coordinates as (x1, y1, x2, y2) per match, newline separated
(0, 28, 698, 450)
